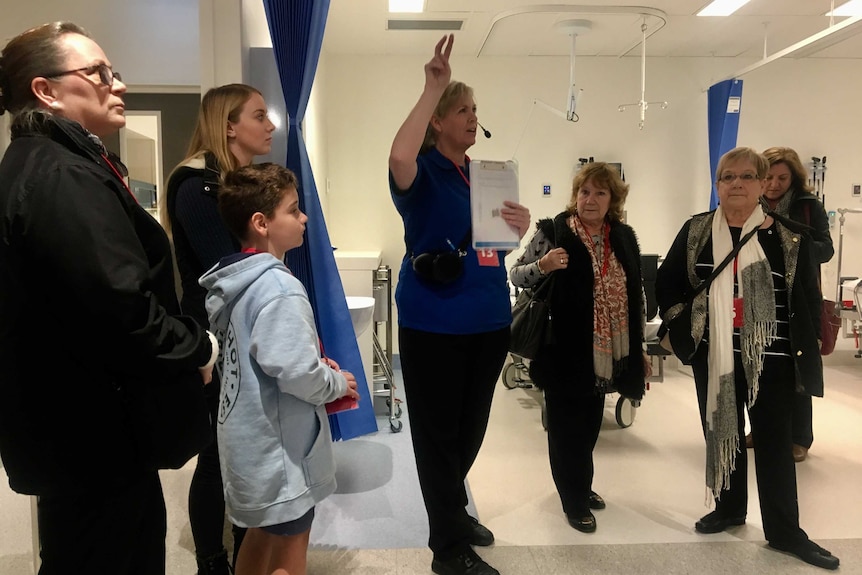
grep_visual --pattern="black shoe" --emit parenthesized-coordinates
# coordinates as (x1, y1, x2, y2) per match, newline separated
(196, 549, 233, 575)
(431, 548, 500, 575)
(566, 512, 597, 533)
(468, 515, 494, 546)
(769, 540, 840, 570)
(589, 491, 606, 510)
(694, 510, 745, 534)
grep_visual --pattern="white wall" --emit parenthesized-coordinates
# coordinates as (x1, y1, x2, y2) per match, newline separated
(306, 52, 330, 220)
(319, 53, 862, 347)
(0, 115, 9, 157)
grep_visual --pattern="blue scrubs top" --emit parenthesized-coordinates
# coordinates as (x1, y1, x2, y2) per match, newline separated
(389, 147, 511, 334)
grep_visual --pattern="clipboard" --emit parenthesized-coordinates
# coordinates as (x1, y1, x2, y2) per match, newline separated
(469, 160, 520, 250)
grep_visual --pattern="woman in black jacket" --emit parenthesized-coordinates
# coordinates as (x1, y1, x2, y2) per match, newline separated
(510, 162, 648, 534)
(0, 22, 216, 575)
(655, 147, 837, 571)
(750, 146, 834, 462)
(163, 83, 276, 575)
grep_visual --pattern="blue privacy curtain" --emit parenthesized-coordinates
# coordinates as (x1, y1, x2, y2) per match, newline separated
(263, 0, 377, 440)
(707, 79, 743, 209)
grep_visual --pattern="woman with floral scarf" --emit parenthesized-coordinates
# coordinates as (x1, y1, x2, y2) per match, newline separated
(510, 162, 649, 534)
(655, 147, 837, 571)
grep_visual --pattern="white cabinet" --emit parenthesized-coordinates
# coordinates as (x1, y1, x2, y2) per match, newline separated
(334, 251, 382, 398)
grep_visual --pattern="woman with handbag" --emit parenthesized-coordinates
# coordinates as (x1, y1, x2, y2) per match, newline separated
(0, 22, 217, 574)
(746, 146, 835, 463)
(655, 147, 838, 570)
(509, 162, 649, 534)
(388, 35, 531, 575)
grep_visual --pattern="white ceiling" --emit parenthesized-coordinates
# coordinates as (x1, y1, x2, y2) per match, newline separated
(323, 0, 862, 60)
(0, 0, 860, 90)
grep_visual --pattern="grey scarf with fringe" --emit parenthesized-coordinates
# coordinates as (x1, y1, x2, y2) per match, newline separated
(705, 206, 776, 501)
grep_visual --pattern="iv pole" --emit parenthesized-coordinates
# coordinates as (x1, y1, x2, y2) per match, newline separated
(618, 18, 668, 130)
(511, 19, 589, 160)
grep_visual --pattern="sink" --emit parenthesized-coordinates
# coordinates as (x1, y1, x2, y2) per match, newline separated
(345, 296, 375, 337)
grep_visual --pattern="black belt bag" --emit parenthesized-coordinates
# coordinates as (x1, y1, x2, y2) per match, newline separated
(411, 231, 471, 285)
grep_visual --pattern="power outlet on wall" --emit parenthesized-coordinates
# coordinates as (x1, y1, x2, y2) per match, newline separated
(853, 183, 861, 197)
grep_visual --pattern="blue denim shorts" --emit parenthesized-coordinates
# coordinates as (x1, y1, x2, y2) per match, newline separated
(260, 507, 315, 536)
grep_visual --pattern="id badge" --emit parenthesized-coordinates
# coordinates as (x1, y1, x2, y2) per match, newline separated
(476, 249, 499, 267)
(732, 297, 744, 328)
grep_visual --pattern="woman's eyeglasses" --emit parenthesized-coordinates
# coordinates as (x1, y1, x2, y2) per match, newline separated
(46, 63, 122, 87)
(719, 172, 759, 184)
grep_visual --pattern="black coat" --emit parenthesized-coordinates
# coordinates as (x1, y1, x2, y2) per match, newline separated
(166, 153, 239, 328)
(528, 214, 646, 400)
(0, 114, 212, 495)
(655, 211, 824, 396)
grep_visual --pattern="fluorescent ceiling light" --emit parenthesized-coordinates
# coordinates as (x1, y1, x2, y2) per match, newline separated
(827, 0, 862, 16)
(389, 0, 424, 13)
(696, 0, 751, 17)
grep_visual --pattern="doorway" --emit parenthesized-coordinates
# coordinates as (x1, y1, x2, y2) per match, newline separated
(119, 111, 163, 222)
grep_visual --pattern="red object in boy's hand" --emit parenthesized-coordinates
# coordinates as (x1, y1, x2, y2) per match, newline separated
(325, 396, 359, 415)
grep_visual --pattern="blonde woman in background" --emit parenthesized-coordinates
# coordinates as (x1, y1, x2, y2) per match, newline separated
(747, 146, 834, 463)
(163, 83, 275, 575)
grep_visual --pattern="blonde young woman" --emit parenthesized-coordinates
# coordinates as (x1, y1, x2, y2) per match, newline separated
(163, 84, 275, 575)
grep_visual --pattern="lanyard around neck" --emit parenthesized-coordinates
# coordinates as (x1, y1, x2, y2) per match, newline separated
(449, 156, 470, 187)
(101, 154, 136, 204)
(599, 223, 611, 277)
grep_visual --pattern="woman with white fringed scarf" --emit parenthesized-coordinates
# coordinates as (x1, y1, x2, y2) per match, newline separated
(655, 147, 838, 571)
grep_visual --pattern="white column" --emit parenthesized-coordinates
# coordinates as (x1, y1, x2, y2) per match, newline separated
(199, 0, 245, 94)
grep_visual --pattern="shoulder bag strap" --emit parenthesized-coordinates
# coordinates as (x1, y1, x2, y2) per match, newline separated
(690, 224, 759, 300)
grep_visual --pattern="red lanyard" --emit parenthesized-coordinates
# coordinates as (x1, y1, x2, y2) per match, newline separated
(101, 154, 137, 204)
(241, 247, 265, 254)
(449, 156, 471, 187)
(599, 223, 611, 277)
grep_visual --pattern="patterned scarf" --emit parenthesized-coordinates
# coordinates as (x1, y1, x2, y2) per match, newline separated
(571, 215, 629, 390)
(705, 205, 776, 501)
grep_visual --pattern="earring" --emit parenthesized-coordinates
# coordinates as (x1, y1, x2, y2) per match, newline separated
(49, 102, 59, 110)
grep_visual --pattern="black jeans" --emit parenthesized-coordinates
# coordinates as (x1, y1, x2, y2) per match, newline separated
(38, 471, 166, 575)
(189, 381, 246, 562)
(398, 326, 509, 557)
(692, 351, 808, 546)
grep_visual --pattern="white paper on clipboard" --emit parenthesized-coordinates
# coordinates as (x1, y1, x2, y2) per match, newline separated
(470, 160, 520, 250)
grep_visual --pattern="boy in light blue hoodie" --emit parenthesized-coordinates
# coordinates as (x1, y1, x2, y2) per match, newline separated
(199, 163, 359, 575)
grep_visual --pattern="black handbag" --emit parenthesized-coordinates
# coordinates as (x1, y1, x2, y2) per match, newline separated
(122, 371, 213, 470)
(510, 275, 557, 360)
(658, 225, 759, 364)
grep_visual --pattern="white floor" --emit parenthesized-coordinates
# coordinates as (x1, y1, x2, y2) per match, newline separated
(1, 345, 861, 574)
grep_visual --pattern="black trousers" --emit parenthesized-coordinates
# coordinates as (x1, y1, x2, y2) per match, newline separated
(692, 351, 808, 546)
(792, 392, 814, 448)
(189, 380, 246, 562)
(544, 386, 605, 517)
(37, 471, 166, 575)
(398, 326, 509, 557)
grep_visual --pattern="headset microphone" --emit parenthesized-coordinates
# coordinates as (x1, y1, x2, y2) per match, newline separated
(477, 122, 492, 139)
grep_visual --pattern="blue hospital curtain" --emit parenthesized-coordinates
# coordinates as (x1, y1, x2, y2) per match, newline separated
(707, 79, 743, 210)
(263, 0, 377, 439)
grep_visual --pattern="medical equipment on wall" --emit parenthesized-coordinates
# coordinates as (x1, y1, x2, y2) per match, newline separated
(809, 156, 827, 203)
(834, 207, 862, 358)
(617, 18, 668, 130)
(576, 157, 625, 182)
